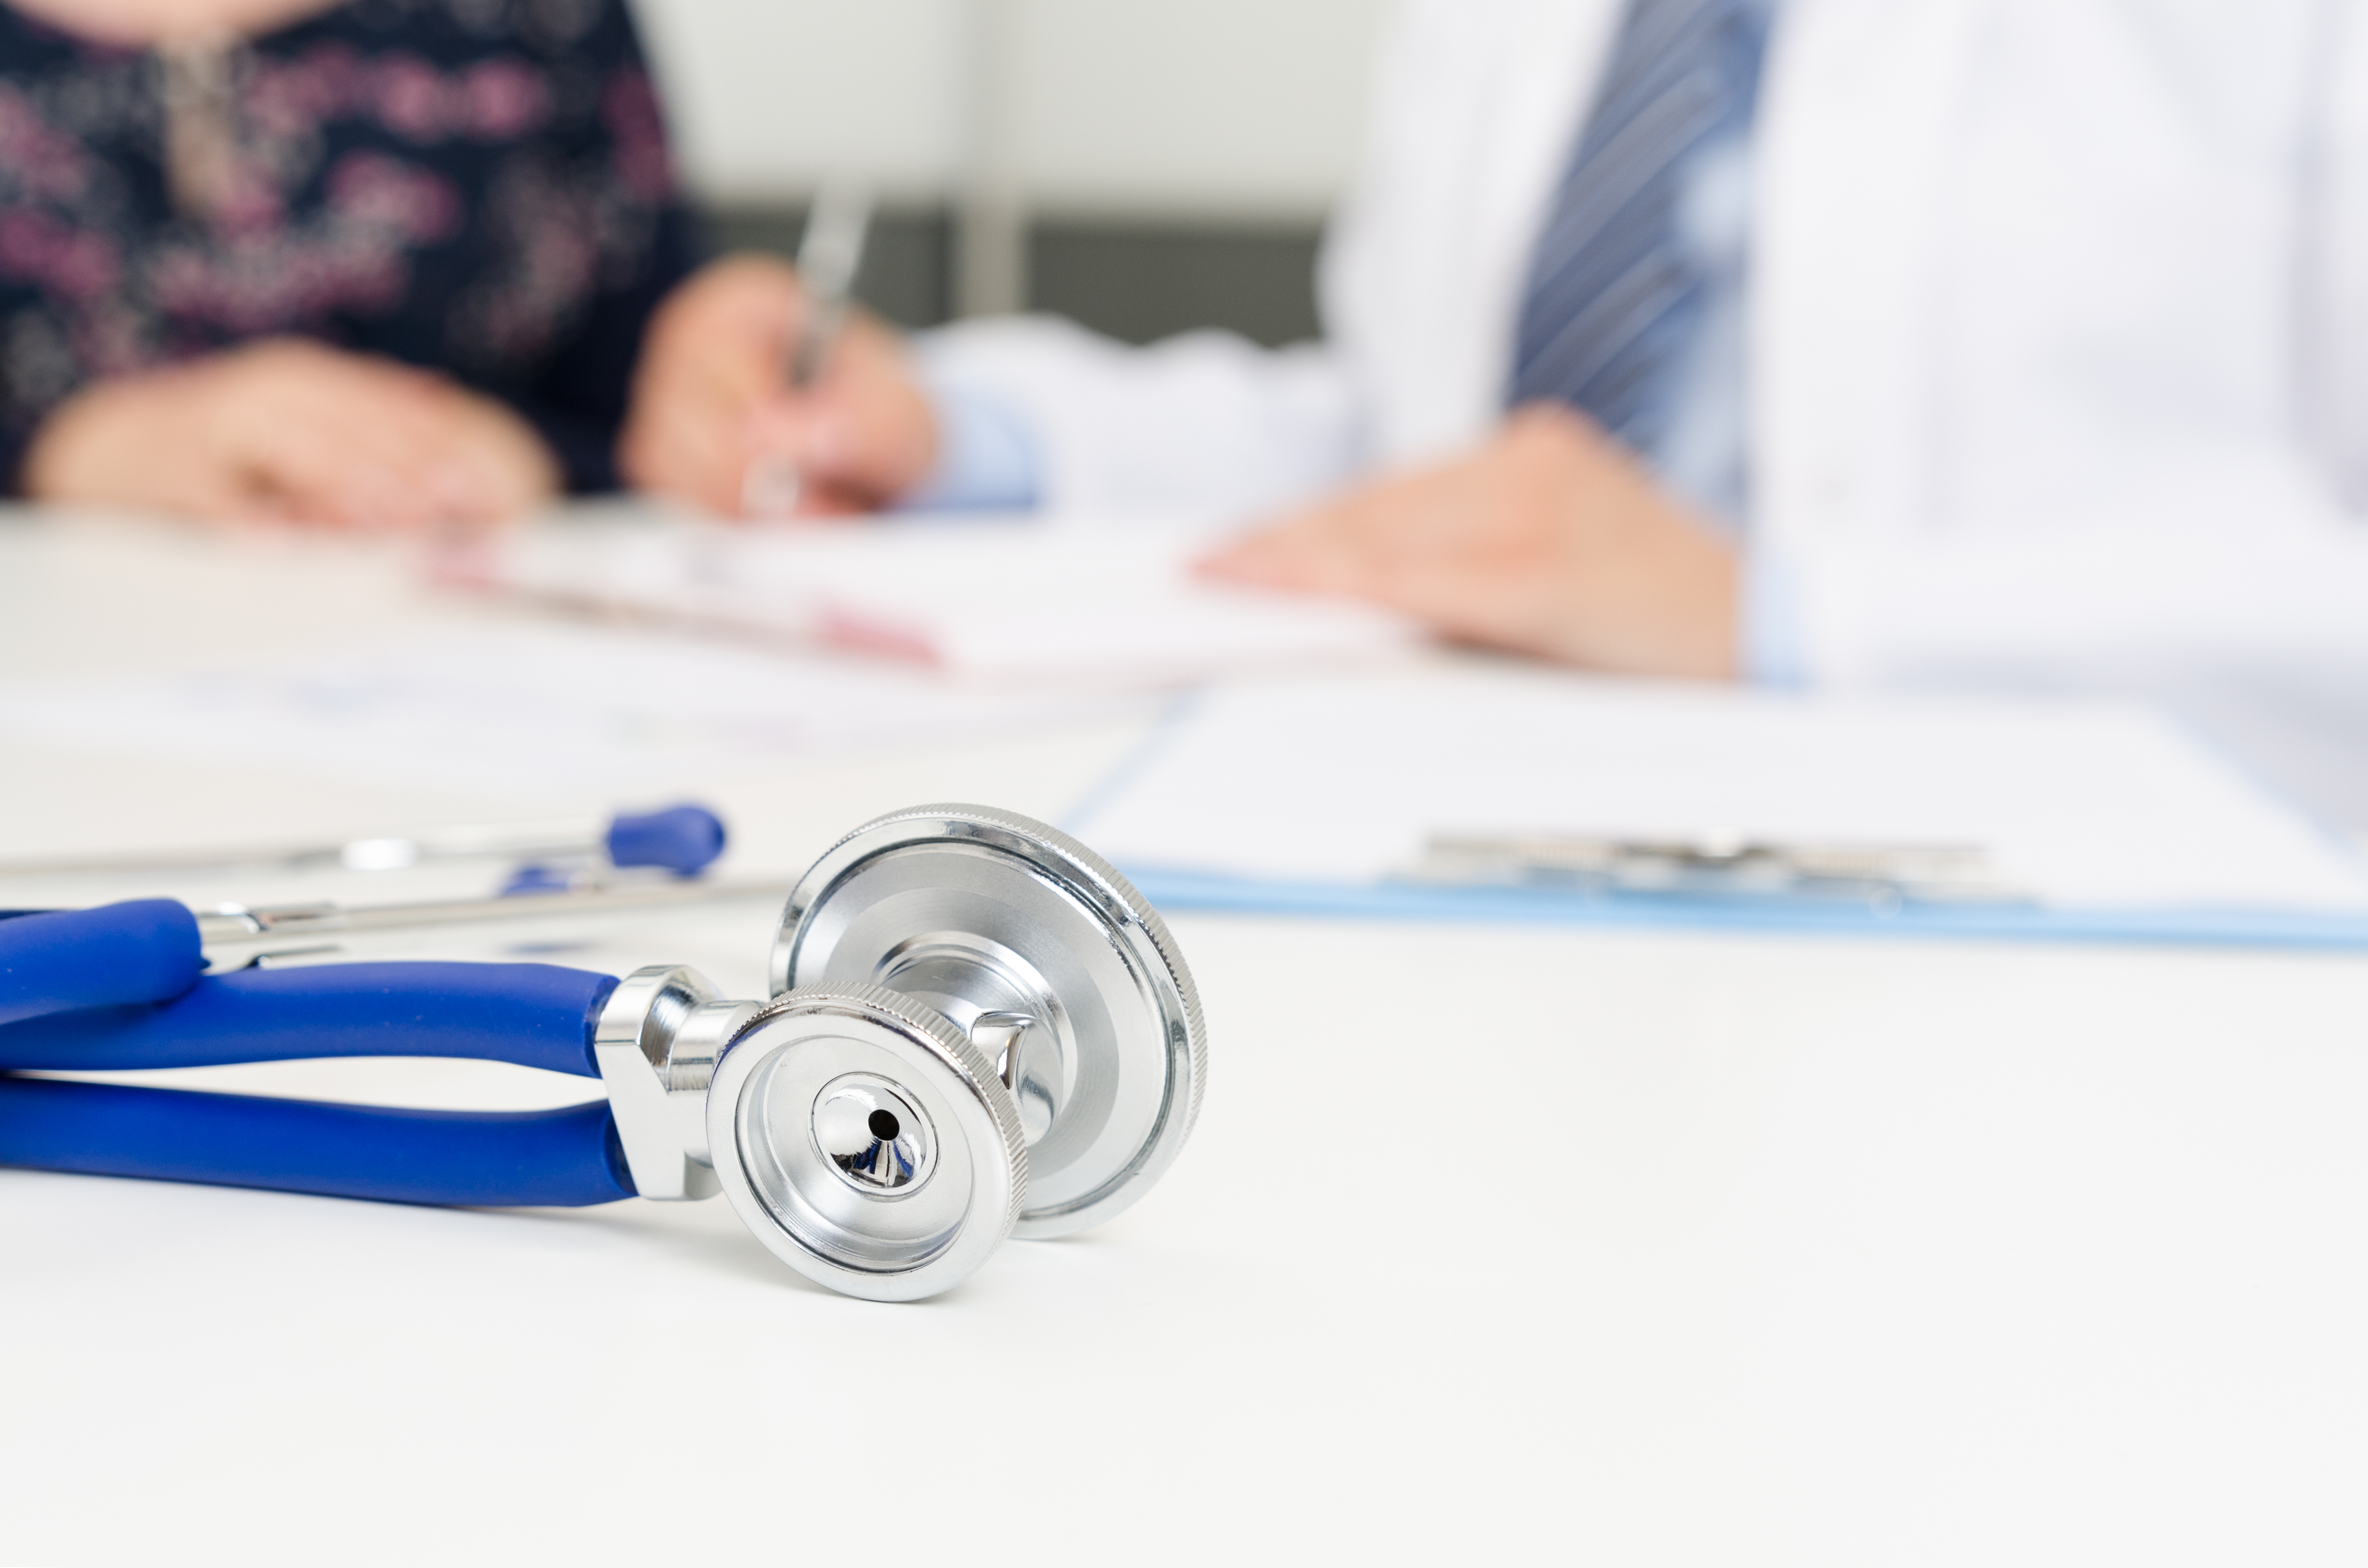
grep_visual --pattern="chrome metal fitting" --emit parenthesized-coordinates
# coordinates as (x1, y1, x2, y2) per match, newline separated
(593, 965, 755, 1202)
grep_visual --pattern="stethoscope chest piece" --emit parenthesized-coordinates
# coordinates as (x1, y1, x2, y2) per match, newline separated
(706, 984, 1026, 1302)
(768, 804, 1206, 1241)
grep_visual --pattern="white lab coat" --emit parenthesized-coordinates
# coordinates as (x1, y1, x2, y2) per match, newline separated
(919, 0, 2368, 816)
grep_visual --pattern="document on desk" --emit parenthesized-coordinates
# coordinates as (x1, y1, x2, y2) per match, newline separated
(1069, 667, 2368, 948)
(436, 509, 1420, 687)
(0, 622, 1145, 797)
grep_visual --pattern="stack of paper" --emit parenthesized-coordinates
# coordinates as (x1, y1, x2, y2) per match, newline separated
(437, 510, 1419, 687)
(1068, 667, 2368, 947)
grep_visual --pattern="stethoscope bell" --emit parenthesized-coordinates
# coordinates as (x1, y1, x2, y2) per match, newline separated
(595, 805, 1205, 1300)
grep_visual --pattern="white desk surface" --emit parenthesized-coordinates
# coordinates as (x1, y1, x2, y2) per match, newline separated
(6, 520, 2368, 1564)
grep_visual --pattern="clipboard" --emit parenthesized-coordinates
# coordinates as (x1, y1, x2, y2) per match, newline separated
(1067, 668, 2368, 951)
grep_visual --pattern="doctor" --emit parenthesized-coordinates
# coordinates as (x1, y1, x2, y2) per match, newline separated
(622, 0, 2368, 809)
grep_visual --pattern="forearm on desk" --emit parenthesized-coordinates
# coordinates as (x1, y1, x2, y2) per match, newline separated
(909, 315, 1364, 516)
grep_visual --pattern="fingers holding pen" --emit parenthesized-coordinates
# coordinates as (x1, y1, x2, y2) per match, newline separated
(740, 316, 938, 517)
(621, 253, 940, 520)
(619, 254, 809, 513)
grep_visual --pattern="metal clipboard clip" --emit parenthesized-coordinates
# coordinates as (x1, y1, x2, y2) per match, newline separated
(1405, 832, 2029, 907)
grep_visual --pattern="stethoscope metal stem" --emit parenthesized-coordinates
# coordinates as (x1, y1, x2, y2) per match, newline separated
(196, 879, 795, 972)
(1, 817, 598, 878)
(0, 804, 727, 881)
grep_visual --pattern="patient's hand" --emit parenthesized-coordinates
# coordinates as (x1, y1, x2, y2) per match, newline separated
(1199, 403, 1740, 679)
(618, 254, 937, 518)
(23, 338, 558, 530)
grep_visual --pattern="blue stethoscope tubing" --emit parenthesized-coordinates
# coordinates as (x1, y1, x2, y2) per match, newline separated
(0, 900, 634, 1208)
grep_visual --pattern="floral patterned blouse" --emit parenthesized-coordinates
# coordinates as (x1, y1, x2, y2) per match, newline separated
(0, 0, 698, 492)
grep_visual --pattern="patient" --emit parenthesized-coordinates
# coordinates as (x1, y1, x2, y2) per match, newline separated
(2, 0, 694, 529)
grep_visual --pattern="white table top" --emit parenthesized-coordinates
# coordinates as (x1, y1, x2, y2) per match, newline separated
(5, 519, 2368, 1564)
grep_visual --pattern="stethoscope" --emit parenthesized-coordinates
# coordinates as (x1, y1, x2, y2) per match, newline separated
(0, 804, 1205, 1301)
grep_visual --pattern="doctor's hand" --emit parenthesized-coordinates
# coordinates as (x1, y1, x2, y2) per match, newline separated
(618, 254, 938, 518)
(1199, 404, 1740, 679)
(22, 338, 559, 531)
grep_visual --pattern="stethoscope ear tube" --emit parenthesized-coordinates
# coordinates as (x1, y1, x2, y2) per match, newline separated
(0, 900, 205, 1027)
(0, 960, 634, 1207)
(0, 962, 619, 1076)
(0, 1076, 633, 1208)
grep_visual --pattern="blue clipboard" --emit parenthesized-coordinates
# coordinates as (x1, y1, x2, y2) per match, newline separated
(1116, 865, 2368, 952)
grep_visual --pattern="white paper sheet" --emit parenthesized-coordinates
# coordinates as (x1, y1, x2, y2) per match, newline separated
(0, 622, 1143, 797)
(435, 510, 1420, 686)
(1070, 667, 2368, 913)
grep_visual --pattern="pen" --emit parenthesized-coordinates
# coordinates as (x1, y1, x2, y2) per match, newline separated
(742, 177, 875, 516)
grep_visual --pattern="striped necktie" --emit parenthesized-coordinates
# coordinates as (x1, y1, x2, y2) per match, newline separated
(1508, 0, 1771, 459)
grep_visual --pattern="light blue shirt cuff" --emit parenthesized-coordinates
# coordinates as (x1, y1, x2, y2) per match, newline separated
(1741, 547, 1806, 687)
(899, 381, 1044, 512)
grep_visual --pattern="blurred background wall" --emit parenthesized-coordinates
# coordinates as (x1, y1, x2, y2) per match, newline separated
(632, 0, 1393, 345)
